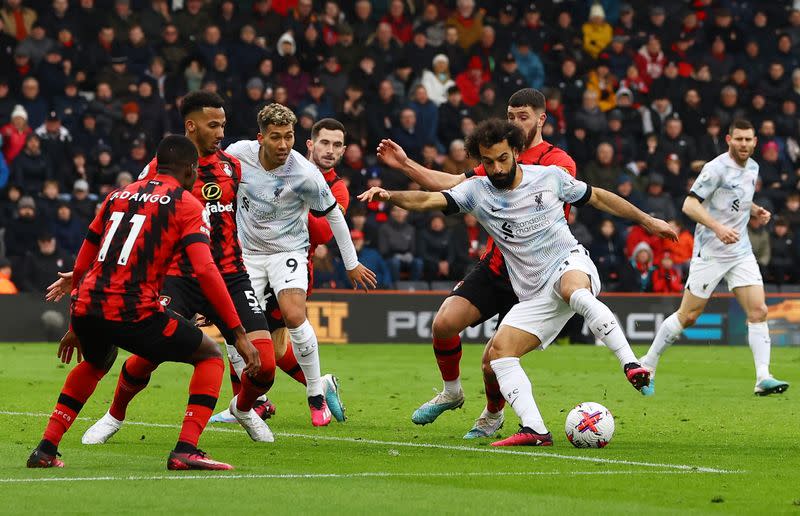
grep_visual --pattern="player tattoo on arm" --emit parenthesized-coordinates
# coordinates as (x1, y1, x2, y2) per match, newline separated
(589, 187, 678, 241)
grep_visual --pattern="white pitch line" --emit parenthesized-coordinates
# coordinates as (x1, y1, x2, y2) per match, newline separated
(0, 410, 739, 474)
(0, 470, 725, 484)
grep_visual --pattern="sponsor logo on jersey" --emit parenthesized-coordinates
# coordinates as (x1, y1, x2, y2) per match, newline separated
(205, 201, 234, 213)
(202, 182, 222, 201)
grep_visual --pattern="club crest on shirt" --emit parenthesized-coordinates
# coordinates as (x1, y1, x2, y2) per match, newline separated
(221, 162, 233, 177)
(534, 192, 544, 211)
(159, 296, 171, 307)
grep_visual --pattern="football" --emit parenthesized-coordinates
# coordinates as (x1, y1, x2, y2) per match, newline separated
(565, 402, 615, 448)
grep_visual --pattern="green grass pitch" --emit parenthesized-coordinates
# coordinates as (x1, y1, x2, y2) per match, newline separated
(0, 342, 798, 514)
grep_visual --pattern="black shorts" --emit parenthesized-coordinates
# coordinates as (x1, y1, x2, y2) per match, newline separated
(72, 310, 203, 367)
(160, 272, 268, 341)
(448, 262, 518, 328)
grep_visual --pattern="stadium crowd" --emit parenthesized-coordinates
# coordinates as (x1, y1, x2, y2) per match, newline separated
(1, 0, 800, 294)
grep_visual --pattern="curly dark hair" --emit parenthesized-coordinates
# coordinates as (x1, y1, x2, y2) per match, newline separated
(465, 119, 525, 159)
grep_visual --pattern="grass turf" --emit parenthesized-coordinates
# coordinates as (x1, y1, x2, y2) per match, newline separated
(0, 342, 797, 514)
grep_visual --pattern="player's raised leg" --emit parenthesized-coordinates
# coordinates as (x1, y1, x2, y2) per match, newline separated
(640, 288, 709, 396)
(733, 284, 790, 395)
(487, 324, 552, 447)
(411, 295, 476, 425)
(560, 269, 649, 391)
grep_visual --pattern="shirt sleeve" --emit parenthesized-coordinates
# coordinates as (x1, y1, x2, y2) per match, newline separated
(554, 166, 592, 206)
(442, 177, 479, 215)
(302, 170, 337, 217)
(177, 193, 211, 248)
(690, 162, 722, 202)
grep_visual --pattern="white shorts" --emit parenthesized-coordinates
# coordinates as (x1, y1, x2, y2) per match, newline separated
(500, 246, 601, 349)
(242, 251, 309, 309)
(685, 254, 763, 299)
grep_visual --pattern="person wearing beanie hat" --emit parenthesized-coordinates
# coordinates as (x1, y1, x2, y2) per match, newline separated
(583, 3, 613, 58)
(1, 105, 33, 162)
(4, 193, 46, 259)
(421, 54, 455, 106)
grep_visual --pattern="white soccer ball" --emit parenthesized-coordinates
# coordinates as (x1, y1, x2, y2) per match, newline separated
(565, 402, 615, 448)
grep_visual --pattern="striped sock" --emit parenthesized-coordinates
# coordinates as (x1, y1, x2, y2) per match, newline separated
(177, 357, 223, 449)
(109, 355, 157, 421)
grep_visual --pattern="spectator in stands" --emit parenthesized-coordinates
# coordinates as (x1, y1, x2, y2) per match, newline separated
(68, 179, 95, 223)
(13, 133, 51, 195)
(382, 0, 412, 44)
(662, 219, 693, 273)
(494, 52, 526, 106)
(780, 193, 800, 230)
(0, 151, 8, 191)
(454, 56, 488, 107)
(446, 0, 483, 51)
(351, 0, 375, 46)
(586, 59, 616, 113)
(91, 145, 121, 193)
(19, 231, 72, 292)
(768, 217, 796, 285)
(461, 212, 487, 263)
(4, 195, 45, 259)
(367, 79, 401, 149)
(52, 82, 87, 135)
(420, 54, 455, 107)
(386, 59, 416, 101)
(0, 257, 17, 294)
(634, 36, 666, 86)
(111, 102, 147, 159)
(408, 85, 438, 149)
(591, 218, 625, 284)
(36, 179, 60, 223)
(418, 213, 452, 281)
(582, 4, 612, 59)
(660, 116, 696, 167)
(413, 3, 445, 48)
(51, 202, 83, 255)
(651, 252, 684, 293)
(391, 108, 424, 163)
(0, 184, 22, 227)
(696, 117, 726, 163)
(297, 77, 336, 121)
(619, 241, 655, 292)
(437, 86, 470, 148)
(573, 90, 606, 139)
(19, 77, 47, 130)
(319, 55, 347, 110)
(583, 142, 622, 192)
(644, 173, 676, 222)
(310, 244, 338, 289)
(405, 27, 436, 78)
(0, 80, 15, 127)
(87, 82, 122, 137)
(1, 0, 37, 41)
(442, 139, 476, 176)
(511, 39, 544, 92)
(338, 229, 391, 289)
(471, 83, 505, 122)
(1, 105, 32, 163)
(379, 205, 422, 284)
(338, 84, 368, 148)
(568, 207, 593, 248)
(613, 175, 648, 231)
(367, 22, 401, 79)
(602, 109, 636, 166)
(35, 111, 72, 187)
(748, 215, 771, 280)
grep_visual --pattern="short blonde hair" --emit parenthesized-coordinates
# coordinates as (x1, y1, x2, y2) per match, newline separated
(257, 103, 297, 132)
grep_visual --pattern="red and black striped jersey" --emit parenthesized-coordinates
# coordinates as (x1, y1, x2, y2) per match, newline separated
(72, 175, 211, 322)
(467, 142, 578, 278)
(140, 150, 245, 277)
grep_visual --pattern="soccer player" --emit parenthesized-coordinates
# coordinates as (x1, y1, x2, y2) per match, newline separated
(377, 88, 577, 438)
(359, 119, 677, 446)
(212, 118, 351, 424)
(51, 92, 277, 444)
(226, 104, 376, 426)
(640, 119, 790, 396)
(27, 135, 260, 469)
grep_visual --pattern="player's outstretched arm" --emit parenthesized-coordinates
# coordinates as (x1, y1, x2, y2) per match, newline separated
(682, 195, 739, 245)
(588, 187, 678, 241)
(358, 187, 449, 212)
(377, 139, 466, 191)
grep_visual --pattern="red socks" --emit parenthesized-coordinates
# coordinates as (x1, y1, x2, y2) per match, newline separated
(178, 357, 223, 448)
(484, 372, 506, 413)
(228, 360, 241, 396)
(236, 338, 276, 411)
(276, 345, 306, 385)
(109, 355, 158, 421)
(42, 361, 107, 450)
(433, 335, 462, 381)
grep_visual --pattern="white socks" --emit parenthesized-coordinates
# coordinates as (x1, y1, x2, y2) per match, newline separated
(490, 357, 547, 433)
(569, 288, 636, 367)
(289, 319, 323, 397)
(443, 378, 462, 396)
(748, 321, 772, 382)
(642, 313, 684, 369)
(226, 343, 245, 378)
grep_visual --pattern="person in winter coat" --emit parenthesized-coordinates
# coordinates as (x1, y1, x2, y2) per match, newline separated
(590, 218, 626, 283)
(336, 230, 392, 289)
(420, 54, 456, 106)
(13, 133, 52, 195)
(582, 4, 613, 59)
(619, 241, 655, 292)
(651, 252, 683, 293)
(768, 217, 796, 284)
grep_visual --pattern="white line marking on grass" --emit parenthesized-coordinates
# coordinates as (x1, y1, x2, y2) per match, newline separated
(0, 470, 733, 484)
(0, 410, 738, 474)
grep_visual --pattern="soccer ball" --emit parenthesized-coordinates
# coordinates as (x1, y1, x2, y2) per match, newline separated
(565, 402, 615, 448)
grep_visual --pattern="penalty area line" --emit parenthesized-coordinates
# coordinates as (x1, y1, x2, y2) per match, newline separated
(0, 470, 731, 484)
(0, 410, 740, 474)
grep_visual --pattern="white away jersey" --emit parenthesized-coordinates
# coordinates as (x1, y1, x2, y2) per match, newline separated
(444, 165, 592, 300)
(225, 142, 337, 255)
(690, 152, 758, 261)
